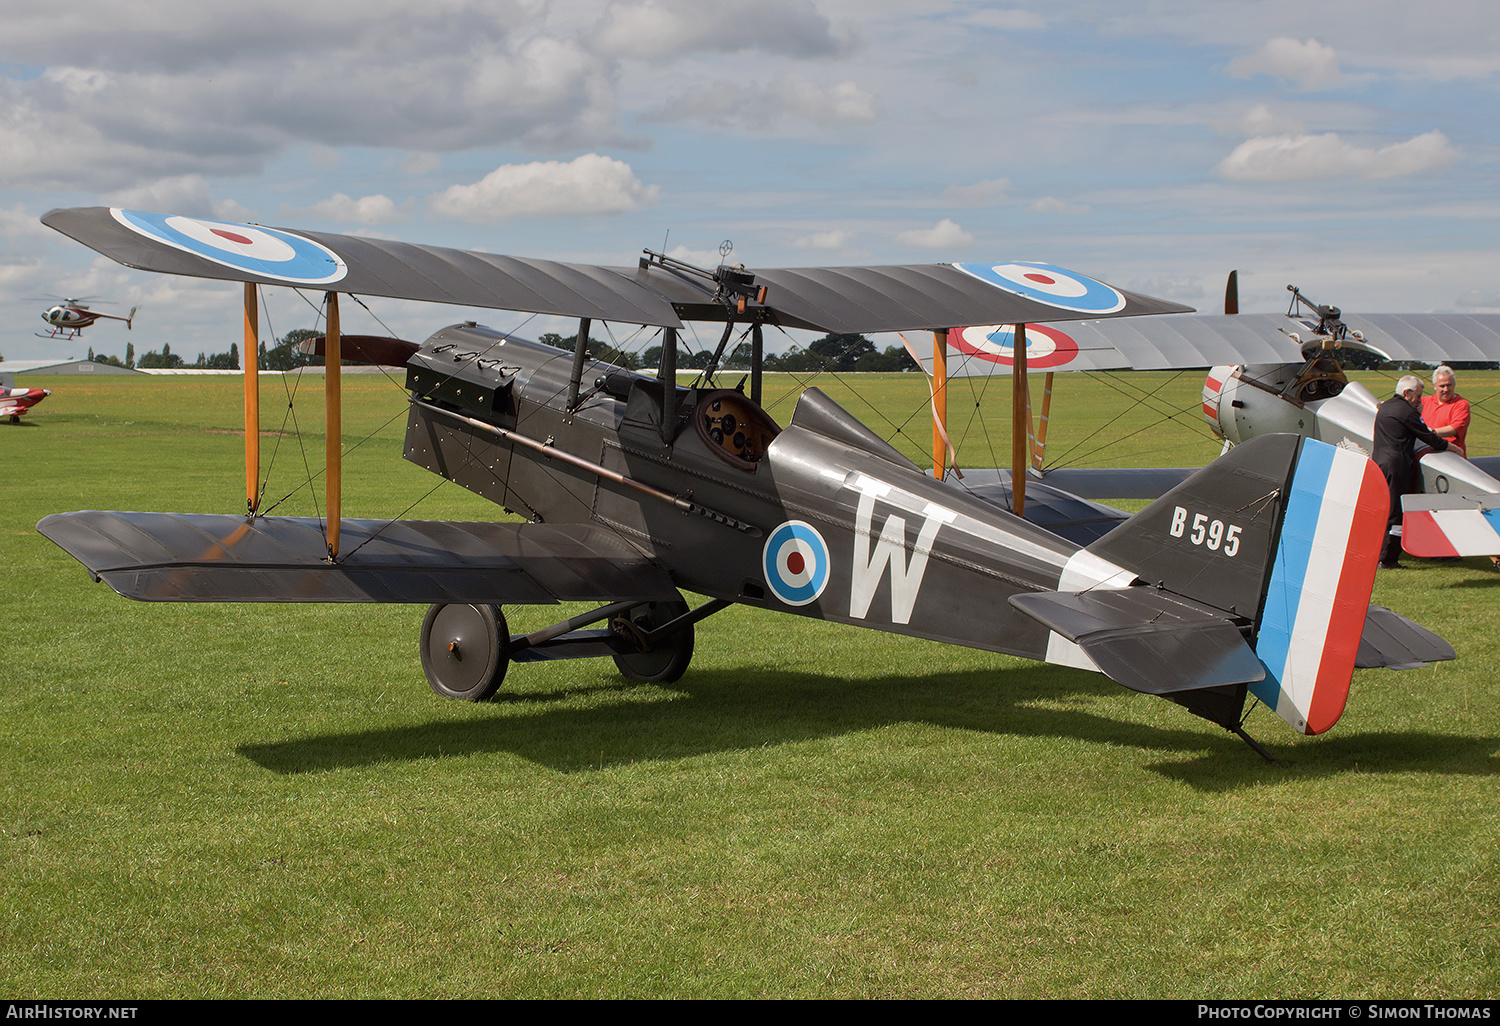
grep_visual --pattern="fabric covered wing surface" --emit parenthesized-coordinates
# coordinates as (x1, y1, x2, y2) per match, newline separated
(37, 512, 680, 604)
(40, 207, 685, 328)
(43, 207, 1194, 335)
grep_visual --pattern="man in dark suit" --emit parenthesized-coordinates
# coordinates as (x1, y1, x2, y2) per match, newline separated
(1373, 375, 1448, 568)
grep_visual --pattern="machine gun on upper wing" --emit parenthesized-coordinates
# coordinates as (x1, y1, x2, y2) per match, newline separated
(34, 209, 1455, 757)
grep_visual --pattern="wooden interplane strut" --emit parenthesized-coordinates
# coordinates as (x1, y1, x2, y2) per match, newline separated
(243, 283, 260, 515)
(931, 329, 948, 479)
(325, 291, 342, 559)
(1012, 324, 1027, 518)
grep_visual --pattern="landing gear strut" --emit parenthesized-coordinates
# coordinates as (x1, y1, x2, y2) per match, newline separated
(610, 599, 695, 683)
(419, 594, 725, 699)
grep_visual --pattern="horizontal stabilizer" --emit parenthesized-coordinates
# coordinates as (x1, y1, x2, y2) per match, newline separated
(953, 478, 1131, 546)
(1401, 493, 1500, 557)
(1356, 605, 1456, 670)
(1009, 586, 1264, 694)
(958, 466, 1198, 501)
(38, 511, 679, 604)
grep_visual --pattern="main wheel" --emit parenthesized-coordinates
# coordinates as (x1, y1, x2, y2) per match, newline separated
(611, 599, 694, 683)
(420, 603, 510, 701)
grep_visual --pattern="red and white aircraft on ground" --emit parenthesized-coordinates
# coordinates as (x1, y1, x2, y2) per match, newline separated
(0, 374, 50, 423)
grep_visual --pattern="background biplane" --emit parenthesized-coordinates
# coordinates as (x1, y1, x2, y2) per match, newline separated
(35, 208, 1456, 757)
(922, 273, 1500, 559)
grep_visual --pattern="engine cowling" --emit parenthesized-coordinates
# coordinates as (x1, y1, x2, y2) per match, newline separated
(1201, 365, 1237, 439)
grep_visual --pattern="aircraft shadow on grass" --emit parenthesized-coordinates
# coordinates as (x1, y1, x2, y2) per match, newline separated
(237, 664, 1500, 789)
(1444, 573, 1500, 591)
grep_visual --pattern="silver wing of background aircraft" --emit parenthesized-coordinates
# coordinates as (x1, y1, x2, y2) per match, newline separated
(916, 293, 1500, 555)
(923, 311, 1500, 377)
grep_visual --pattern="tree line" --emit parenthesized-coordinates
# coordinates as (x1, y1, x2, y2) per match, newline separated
(537, 331, 917, 374)
(86, 328, 323, 371)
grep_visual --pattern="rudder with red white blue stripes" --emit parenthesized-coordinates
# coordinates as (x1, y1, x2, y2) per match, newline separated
(1252, 439, 1389, 735)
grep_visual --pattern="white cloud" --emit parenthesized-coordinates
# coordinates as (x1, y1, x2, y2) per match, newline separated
(1216, 129, 1459, 181)
(896, 218, 972, 249)
(965, 9, 1045, 31)
(644, 76, 877, 130)
(404, 152, 442, 176)
(299, 193, 412, 224)
(590, 0, 855, 60)
(1455, 288, 1500, 312)
(0, 203, 55, 241)
(1227, 38, 1352, 91)
(103, 175, 254, 221)
(0, 7, 626, 190)
(943, 179, 1011, 206)
(1029, 196, 1090, 215)
(663, 243, 729, 268)
(1234, 103, 1305, 138)
(308, 146, 342, 170)
(427, 153, 659, 222)
(792, 229, 854, 249)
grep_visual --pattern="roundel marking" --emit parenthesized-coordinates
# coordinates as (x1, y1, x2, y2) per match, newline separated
(952, 261, 1126, 314)
(763, 520, 831, 607)
(950, 323, 1080, 370)
(110, 209, 348, 286)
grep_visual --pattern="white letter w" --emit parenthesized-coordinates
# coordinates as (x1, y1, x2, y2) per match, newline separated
(849, 479, 951, 624)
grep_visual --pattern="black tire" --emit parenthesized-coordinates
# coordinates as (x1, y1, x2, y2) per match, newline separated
(419, 603, 510, 701)
(611, 599, 694, 683)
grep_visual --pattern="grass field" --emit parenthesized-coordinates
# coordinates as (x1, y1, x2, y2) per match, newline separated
(2, 366, 1497, 998)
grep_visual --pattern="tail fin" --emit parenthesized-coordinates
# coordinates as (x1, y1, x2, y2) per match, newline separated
(1250, 439, 1389, 733)
(1086, 435, 1389, 735)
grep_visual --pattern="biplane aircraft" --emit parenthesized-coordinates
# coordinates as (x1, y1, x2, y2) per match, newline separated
(926, 274, 1500, 559)
(36, 208, 1456, 759)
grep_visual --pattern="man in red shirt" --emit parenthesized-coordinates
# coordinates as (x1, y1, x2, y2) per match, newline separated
(1421, 365, 1471, 457)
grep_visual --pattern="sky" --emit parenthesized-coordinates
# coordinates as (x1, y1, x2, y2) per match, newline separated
(2, 0, 1497, 364)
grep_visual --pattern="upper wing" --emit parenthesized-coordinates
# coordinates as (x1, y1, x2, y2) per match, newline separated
(42, 207, 1193, 334)
(926, 314, 1305, 376)
(38, 511, 681, 604)
(1341, 314, 1500, 365)
(923, 312, 1500, 376)
(42, 207, 686, 329)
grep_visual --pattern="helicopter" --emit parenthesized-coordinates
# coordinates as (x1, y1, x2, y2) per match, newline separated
(33, 208, 1456, 759)
(38, 297, 138, 340)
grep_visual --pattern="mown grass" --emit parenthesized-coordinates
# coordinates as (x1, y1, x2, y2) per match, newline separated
(1, 366, 1497, 998)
